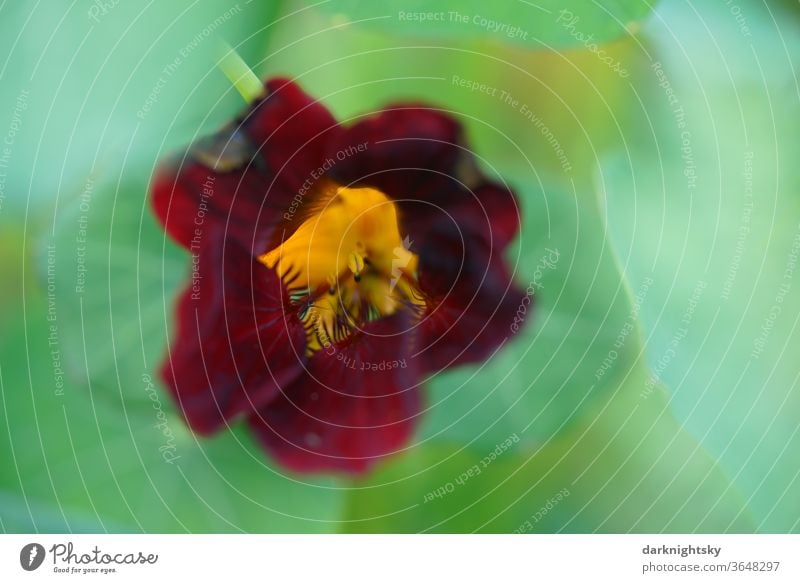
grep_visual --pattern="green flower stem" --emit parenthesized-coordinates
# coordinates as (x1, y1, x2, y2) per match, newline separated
(216, 41, 263, 104)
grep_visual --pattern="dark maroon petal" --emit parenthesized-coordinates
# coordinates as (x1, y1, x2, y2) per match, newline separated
(248, 313, 421, 474)
(415, 212, 527, 373)
(152, 150, 277, 254)
(240, 77, 342, 197)
(326, 104, 520, 251)
(152, 78, 341, 253)
(326, 104, 463, 207)
(455, 182, 521, 251)
(161, 230, 308, 435)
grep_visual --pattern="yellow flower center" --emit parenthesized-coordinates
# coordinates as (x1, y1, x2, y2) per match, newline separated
(259, 186, 422, 354)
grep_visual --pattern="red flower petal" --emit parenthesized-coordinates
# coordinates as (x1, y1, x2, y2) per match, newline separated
(415, 215, 527, 373)
(454, 182, 521, 251)
(247, 313, 421, 474)
(152, 78, 341, 254)
(326, 105, 462, 209)
(152, 152, 276, 254)
(161, 231, 308, 434)
(241, 77, 342, 197)
(327, 104, 520, 251)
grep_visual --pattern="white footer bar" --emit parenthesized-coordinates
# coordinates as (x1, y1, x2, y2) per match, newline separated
(1, 534, 797, 582)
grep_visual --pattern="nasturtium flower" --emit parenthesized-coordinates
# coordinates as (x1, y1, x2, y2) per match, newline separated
(151, 77, 527, 474)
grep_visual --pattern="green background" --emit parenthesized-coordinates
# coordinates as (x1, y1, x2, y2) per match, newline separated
(0, 0, 798, 532)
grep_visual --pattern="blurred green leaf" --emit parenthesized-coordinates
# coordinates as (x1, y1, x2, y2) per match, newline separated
(342, 367, 754, 532)
(311, 0, 654, 49)
(0, 299, 345, 533)
(598, 0, 800, 532)
(0, 492, 113, 533)
(50, 172, 184, 409)
(0, 0, 281, 206)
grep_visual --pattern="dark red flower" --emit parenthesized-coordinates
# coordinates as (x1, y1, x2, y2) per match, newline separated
(151, 77, 527, 474)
